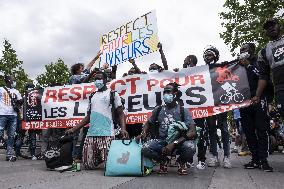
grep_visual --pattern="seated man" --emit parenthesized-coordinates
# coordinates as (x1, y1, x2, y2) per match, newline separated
(137, 83, 196, 175)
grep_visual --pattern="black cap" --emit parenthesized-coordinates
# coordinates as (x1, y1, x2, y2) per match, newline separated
(263, 18, 279, 30)
(163, 88, 173, 92)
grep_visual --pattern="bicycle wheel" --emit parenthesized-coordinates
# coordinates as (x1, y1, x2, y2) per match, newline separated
(220, 94, 230, 104)
(234, 93, 244, 103)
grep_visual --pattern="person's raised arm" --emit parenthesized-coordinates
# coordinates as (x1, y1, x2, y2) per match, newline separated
(86, 51, 103, 71)
(129, 59, 142, 74)
(111, 65, 117, 79)
(81, 69, 97, 83)
(158, 42, 168, 70)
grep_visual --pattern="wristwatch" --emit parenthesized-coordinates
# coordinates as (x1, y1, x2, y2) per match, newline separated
(173, 140, 179, 146)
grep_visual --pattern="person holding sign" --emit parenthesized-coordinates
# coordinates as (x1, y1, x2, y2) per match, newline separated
(66, 70, 128, 169)
(203, 46, 232, 169)
(239, 42, 273, 172)
(69, 51, 102, 85)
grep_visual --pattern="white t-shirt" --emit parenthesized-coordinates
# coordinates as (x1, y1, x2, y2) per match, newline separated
(87, 89, 122, 137)
(0, 87, 22, 116)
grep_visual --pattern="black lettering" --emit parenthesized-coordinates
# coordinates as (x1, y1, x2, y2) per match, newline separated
(113, 27, 120, 39)
(44, 108, 58, 118)
(73, 102, 85, 116)
(101, 35, 107, 45)
(58, 107, 67, 117)
(185, 87, 207, 105)
(143, 92, 162, 110)
(128, 95, 142, 112)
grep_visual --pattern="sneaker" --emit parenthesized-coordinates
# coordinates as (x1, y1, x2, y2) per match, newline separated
(208, 156, 219, 167)
(186, 162, 195, 168)
(31, 155, 37, 161)
(196, 161, 206, 170)
(244, 160, 260, 169)
(53, 165, 72, 172)
(231, 148, 238, 153)
(223, 157, 232, 169)
(6, 156, 17, 162)
(238, 151, 250, 156)
(260, 161, 273, 172)
(177, 163, 188, 175)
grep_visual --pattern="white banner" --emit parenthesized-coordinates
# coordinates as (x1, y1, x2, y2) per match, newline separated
(23, 64, 251, 129)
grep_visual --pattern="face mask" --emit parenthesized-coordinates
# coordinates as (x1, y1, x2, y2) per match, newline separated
(11, 82, 16, 88)
(149, 70, 159, 73)
(94, 80, 104, 89)
(163, 94, 174, 104)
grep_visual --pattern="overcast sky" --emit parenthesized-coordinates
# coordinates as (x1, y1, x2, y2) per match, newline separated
(0, 0, 235, 79)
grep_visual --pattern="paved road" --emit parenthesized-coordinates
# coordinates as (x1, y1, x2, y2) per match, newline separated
(0, 150, 284, 189)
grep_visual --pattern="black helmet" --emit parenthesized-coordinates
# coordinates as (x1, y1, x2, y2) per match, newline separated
(203, 45, 220, 63)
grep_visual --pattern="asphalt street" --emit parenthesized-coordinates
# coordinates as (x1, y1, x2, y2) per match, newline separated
(0, 150, 284, 189)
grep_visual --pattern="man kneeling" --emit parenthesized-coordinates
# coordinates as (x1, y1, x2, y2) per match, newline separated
(137, 83, 196, 175)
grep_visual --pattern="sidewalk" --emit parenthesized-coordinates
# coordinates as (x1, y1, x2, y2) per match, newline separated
(0, 149, 283, 189)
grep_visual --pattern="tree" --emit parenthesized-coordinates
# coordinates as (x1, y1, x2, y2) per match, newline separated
(219, 0, 284, 55)
(0, 39, 30, 93)
(36, 59, 70, 87)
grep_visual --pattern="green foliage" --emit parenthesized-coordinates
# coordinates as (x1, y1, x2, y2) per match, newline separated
(219, 0, 284, 55)
(36, 59, 70, 87)
(0, 39, 30, 93)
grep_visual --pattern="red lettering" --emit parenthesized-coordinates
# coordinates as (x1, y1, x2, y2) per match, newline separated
(160, 79, 174, 88)
(70, 87, 82, 101)
(126, 77, 140, 94)
(44, 90, 57, 103)
(102, 44, 108, 52)
(175, 76, 189, 86)
(110, 80, 126, 96)
(58, 88, 69, 102)
(83, 85, 95, 100)
(190, 75, 205, 85)
(147, 79, 159, 91)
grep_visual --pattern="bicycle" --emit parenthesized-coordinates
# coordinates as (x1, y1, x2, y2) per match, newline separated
(220, 92, 244, 104)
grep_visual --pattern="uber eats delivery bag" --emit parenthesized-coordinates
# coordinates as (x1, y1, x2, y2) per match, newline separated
(105, 139, 154, 176)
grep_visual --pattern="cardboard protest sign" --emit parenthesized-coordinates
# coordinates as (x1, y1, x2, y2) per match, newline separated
(23, 63, 251, 129)
(100, 10, 159, 66)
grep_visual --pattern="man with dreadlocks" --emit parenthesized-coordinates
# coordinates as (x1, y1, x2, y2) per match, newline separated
(137, 83, 196, 175)
(203, 46, 232, 168)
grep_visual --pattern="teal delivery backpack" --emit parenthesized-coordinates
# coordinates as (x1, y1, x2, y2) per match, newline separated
(105, 139, 154, 176)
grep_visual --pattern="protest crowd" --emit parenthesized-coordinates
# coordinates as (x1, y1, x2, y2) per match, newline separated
(1, 17, 284, 177)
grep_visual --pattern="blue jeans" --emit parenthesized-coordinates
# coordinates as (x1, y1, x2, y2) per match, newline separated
(15, 130, 37, 157)
(0, 115, 17, 158)
(207, 114, 230, 157)
(142, 139, 196, 163)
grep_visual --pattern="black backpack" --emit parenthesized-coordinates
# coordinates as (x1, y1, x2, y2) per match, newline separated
(149, 104, 185, 138)
(44, 135, 73, 170)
